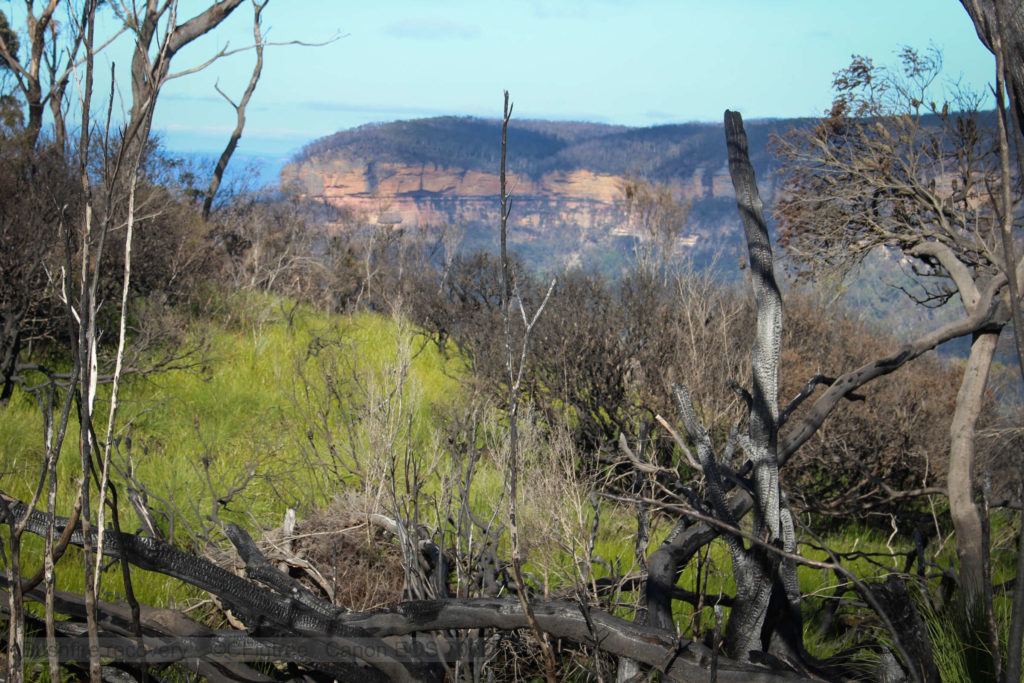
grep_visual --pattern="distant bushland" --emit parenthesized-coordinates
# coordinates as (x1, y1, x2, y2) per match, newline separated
(293, 115, 800, 183)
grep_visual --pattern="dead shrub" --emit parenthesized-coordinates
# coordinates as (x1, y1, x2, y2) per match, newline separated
(778, 290, 962, 520)
(287, 495, 406, 611)
(213, 493, 406, 613)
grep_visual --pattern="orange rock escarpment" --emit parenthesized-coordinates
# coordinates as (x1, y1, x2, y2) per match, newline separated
(281, 155, 742, 239)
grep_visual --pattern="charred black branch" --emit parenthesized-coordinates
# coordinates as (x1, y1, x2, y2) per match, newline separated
(2, 491, 811, 681)
(644, 492, 753, 632)
(778, 375, 864, 429)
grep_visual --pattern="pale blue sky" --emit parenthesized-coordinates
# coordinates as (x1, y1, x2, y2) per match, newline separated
(90, 1, 997, 160)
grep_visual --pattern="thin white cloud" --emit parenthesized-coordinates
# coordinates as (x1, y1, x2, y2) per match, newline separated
(161, 93, 223, 104)
(301, 100, 455, 115)
(161, 123, 323, 140)
(384, 18, 478, 40)
(163, 123, 236, 134)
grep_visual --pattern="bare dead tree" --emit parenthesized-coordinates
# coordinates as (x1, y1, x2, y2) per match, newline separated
(619, 174, 692, 286)
(0, 1, 96, 149)
(198, 2, 337, 220)
(498, 90, 559, 683)
(959, 4, 1024, 679)
(647, 110, 801, 665)
(772, 49, 1023, 645)
(114, 0, 247, 198)
(0, 2, 95, 404)
(202, 0, 266, 221)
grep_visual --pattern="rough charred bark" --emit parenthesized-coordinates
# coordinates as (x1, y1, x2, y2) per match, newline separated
(645, 491, 753, 632)
(2, 582, 315, 683)
(870, 577, 941, 683)
(724, 109, 802, 660)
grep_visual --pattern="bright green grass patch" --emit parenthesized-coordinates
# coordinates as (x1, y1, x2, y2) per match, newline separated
(4, 291, 1019, 683)
(0, 294, 463, 609)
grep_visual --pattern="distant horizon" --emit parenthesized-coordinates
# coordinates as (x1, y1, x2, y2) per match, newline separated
(164, 110, 763, 159)
(168, 106, 985, 189)
(145, 1, 995, 168)
(165, 112, 795, 188)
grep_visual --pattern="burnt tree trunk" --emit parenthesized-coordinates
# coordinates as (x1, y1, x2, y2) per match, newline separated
(670, 111, 798, 662)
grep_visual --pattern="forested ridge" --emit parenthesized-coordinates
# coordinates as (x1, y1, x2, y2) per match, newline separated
(295, 115, 794, 181)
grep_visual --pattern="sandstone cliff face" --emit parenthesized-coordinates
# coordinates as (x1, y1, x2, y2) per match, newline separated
(283, 117, 787, 270)
(282, 156, 749, 254)
(284, 158, 628, 227)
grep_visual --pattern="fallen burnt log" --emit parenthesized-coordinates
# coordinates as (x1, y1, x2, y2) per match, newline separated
(0, 491, 811, 682)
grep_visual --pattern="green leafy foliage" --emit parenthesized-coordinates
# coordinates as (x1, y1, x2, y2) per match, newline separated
(0, 297, 460, 605)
